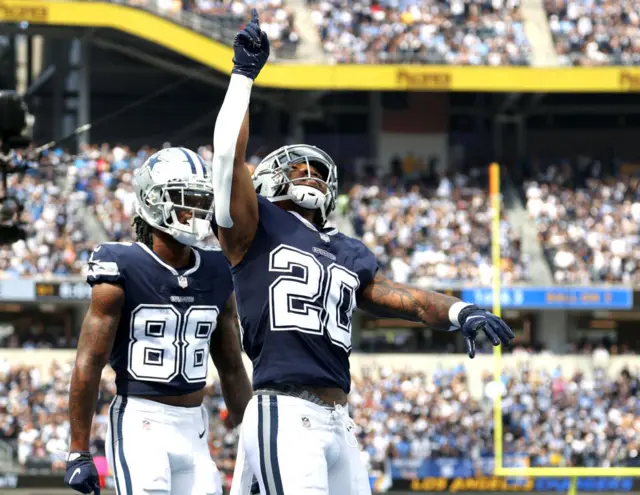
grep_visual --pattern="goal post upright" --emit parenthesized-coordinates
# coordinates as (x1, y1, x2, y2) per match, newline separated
(489, 162, 504, 473)
(488, 163, 640, 486)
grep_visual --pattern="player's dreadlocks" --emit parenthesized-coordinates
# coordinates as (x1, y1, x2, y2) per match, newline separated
(133, 216, 153, 249)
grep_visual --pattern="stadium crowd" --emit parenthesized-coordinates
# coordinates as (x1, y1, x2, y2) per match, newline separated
(71, 144, 143, 243)
(0, 361, 637, 485)
(126, 0, 299, 57)
(121, 0, 640, 67)
(349, 172, 529, 286)
(0, 150, 94, 279)
(546, 0, 640, 66)
(308, 0, 531, 65)
(525, 161, 640, 285)
(4, 145, 640, 287)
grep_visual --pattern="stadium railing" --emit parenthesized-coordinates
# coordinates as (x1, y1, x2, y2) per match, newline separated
(77, 0, 299, 59)
(3, 0, 640, 91)
(80, 0, 239, 45)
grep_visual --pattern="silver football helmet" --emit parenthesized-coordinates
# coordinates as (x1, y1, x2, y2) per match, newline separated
(133, 147, 214, 246)
(252, 144, 338, 226)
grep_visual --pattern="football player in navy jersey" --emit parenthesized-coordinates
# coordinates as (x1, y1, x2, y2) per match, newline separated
(211, 12, 515, 495)
(65, 147, 252, 495)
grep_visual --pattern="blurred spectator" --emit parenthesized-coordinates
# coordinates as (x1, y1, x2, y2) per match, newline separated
(72, 143, 146, 242)
(0, 311, 75, 349)
(1, 361, 636, 479)
(354, 365, 638, 470)
(223, 0, 299, 55)
(546, 0, 640, 66)
(525, 162, 640, 284)
(0, 361, 239, 484)
(0, 150, 93, 279)
(309, 0, 531, 65)
(499, 366, 639, 467)
(351, 171, 529, 286)
(124, 0, 299, 57)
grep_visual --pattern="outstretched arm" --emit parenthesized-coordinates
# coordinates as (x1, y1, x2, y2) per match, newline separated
(360, 272, 514, 356)
(212, 9, 269, 266)
(210, 294, 252, 426)
(212, 96, 257, 266)
(360, 272, 462, 331)
(69, 283, 123, 452)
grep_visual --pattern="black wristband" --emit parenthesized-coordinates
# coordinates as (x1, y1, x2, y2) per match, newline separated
(68, 451, 92, 463)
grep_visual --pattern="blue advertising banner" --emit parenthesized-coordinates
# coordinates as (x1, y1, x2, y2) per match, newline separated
(390, 457, 527, 480)
(461, 287, 633, 310)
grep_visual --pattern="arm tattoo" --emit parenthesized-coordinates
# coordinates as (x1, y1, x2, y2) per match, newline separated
(69, 285, 122, 452)
(361, 272, 460, 331)
(211, 296, 252, 426)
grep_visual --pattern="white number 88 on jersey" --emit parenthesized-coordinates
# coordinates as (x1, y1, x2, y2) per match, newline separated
(128, 304, 219, 383)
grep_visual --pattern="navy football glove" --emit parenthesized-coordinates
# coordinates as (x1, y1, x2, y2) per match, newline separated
(457, 305, 515, 358)
(64, 451, 100, 495)
(232, 9, 270, 80)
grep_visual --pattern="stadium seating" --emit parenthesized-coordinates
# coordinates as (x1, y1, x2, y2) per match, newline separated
(350, 175, 529, 285)
(307, 0, 532, 65)
(546, 0, 640, 66)
(525, 165, 640, 285)
(119, 0, 640, 67)
(131, 0, 299, 58)
(6, 147, 640, 286)
(0, 151, 94, 278)
(1, 361, 636, 485)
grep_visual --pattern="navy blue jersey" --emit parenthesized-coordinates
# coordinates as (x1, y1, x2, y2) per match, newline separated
(86, 242, 233, 396)
(232, 196, 378, 393)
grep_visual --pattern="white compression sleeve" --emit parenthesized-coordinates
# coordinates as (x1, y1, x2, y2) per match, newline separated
(212, 73, 254, 228)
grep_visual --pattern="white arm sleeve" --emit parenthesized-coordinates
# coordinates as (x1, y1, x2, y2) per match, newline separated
(212, 73, 254, 228)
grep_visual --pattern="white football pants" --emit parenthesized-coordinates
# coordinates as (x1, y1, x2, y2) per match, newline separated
(106, 395, 222, 495)
(230, 394, 371, 495)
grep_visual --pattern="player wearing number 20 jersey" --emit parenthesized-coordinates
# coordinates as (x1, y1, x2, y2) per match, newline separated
(66, 148, 252, 495)
(212, 14, 514, 495)
(234, 195, 377, 393)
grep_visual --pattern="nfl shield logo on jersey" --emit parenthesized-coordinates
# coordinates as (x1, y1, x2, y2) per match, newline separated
(177, 276, 188, 288)
(320, 233, 330, 243)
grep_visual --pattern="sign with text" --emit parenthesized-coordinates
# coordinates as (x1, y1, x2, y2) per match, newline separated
(461, 287, 633, 310)
(392, 477, 638, 493)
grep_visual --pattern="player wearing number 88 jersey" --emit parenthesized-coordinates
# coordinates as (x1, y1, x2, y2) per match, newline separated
(66, 148, 253, 495)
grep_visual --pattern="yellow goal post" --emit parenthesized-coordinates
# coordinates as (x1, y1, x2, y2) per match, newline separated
(488, 163, 640, 492)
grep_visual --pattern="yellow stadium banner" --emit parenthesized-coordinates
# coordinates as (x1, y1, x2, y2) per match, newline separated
(1, 0, 640, 92)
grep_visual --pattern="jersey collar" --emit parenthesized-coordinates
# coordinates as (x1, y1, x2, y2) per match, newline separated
(287, 211, 338, 236)
(136, 242, 201, 277)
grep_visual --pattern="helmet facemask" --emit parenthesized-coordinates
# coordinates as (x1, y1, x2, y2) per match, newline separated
(254, 145, 338, 227)
(137, 178, 214, 246)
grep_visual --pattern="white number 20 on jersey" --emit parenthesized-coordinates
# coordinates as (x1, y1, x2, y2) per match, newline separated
(269, 245, 359, 351)
(128, 305, 219, 383)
